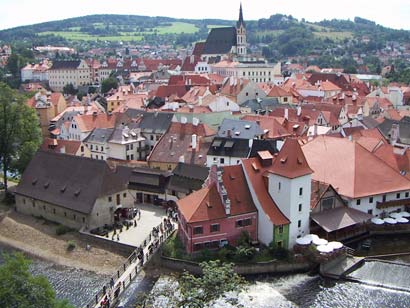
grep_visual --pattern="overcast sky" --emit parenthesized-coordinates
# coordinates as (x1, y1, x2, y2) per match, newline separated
(1, 0, 409, 31)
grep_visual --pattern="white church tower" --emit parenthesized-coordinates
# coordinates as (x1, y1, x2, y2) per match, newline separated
(236, 3, 247, 56)
(268, 138, 313, 247)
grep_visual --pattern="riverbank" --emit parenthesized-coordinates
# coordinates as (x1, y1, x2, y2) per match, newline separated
(0, 208, 126, 275)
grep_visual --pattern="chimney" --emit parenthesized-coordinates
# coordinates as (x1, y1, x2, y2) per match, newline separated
(179, 155, 185, 163)
(227, 129, 232, 137)
(314, 124, 318, 136)
(193, 117, 199, 126)
(297, 106, 302, 117)
(198, 96, 203, 105)
(390, 123, 400, 144)
(191, 134, 197, 149)
(248, 139, 254, 149)
(284, 108, 289, 120)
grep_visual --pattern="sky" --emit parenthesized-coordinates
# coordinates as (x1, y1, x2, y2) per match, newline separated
(1, 0, 409, 31)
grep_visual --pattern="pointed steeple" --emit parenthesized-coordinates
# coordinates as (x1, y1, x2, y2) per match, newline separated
(237, 3, 245, 28)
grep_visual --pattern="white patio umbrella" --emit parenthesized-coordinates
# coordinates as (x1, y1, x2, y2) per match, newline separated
(327, 241, 344, 250)
(371, 217, 384, 225)
(313, 237, 328, 246)
(400, 211, 410, 218)
(389, 212, 402, 219)
(304, 234, 319, 241)
(396, 217, 409, 223)
(383, 218, 397, 224)
(317, 244, 334, 253)
(296, 237, 311, 245)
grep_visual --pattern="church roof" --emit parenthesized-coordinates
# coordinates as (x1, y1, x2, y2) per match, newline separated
(202, 27, 237, 55)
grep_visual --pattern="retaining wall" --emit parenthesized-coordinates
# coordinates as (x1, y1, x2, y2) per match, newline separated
(160, 255, 312, 275)
(79, 231, 136, 257)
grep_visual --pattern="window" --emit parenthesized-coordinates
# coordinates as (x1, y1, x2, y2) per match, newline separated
(123, 193, 127, 198)
(356, 199, 361, 205)
(245, 92, 249, 96)
(90, 145, 93, 150)
(193, 226, 203, 235)
(236, 218, 252, 228)
(150, 135, 154, 141)
(108, 196, 112, 202)
(53, 208, 56, 214)
(82, 217, 85, 223)
(406, 192, 409, 198)
(210, 224, 220, 233)
(126, 144, 129, 151)
(321, 197, 333, 210)
(298, 220, 301, 228)
(299, 187, 303, 196)
(298, 204, 302, 212)
(73, 214, 76, 220)
(368, 209, 373, 215)
(397, 193, 401, 199)
(220, 158, 225, 164)
(369, 197, 373, 203)
(81, 146, 84, 152)
(101, 146, 103, 151)
(278, 225, 284, 234)
(278, 182, 281, 191)
(64, 212, 67, 217)
(382, 195, 387, 202)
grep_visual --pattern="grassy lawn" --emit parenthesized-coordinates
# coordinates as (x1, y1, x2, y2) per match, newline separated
(39, 31, 143, 41)
(207, 25, 231, 29)
(314, 31, 353, 40)
(155, 22, 199, 34)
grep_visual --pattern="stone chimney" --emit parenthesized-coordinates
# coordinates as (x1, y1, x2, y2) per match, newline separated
(284, 108, 289, 120)
(390, 123, 400, 144)
(297, 106, 302, 117)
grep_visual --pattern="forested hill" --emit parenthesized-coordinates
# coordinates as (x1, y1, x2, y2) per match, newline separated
(1, 13, 409, 59)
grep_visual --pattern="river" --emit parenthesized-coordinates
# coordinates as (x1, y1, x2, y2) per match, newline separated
(2, 234, 410, 308)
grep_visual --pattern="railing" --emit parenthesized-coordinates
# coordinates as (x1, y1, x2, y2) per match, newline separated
(83, 220, 176, 308)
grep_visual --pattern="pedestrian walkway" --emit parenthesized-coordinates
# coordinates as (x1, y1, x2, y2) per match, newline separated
(85, 216, 176, 308)
(107, 203, 167, 247)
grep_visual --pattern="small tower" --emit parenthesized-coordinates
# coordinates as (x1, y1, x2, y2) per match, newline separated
(236, 3, 247, 56)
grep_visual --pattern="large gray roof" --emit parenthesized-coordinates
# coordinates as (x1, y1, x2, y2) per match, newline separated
(84, 128, 114, 144)
(207, 137, 251, 158)
(15, 151, 132, 214)
(240, 98, 280, 114)
(218, 118, 264, 139)
(50, 60, 81, 70)
(202, 27, 237, 55)
(377, 118, 410, 145)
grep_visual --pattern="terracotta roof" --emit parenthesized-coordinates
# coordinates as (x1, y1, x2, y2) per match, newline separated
(155, 85, 189, 99)
(271, 138, 313, 179)
(310, 180, 331, 209)
(220, 78, 250, 98)
(181, 55, 201, 71)
(40, 138, 82, 155)
(168, 75, 211, 86)
(302, 136, 410, 198)
(267, 85, 291, 98)
(192, 42, 205, 56)
(177, 183, 226, 223)
(241, 158, 290, 225)
(74, 113, 117, 133)
(222, 165, 257, 215)
(148, 122, 215, 166)
(241, 114, 291, 139)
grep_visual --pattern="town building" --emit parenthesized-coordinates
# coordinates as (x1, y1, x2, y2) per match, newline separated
(48, 60, 92, 92)
(15, 151, 133, 230)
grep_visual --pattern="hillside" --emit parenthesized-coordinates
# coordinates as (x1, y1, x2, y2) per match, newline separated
(0, 14, 409, 60)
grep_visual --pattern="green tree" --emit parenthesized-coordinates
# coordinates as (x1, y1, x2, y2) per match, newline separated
(179, 260, 245, 307)
(0, 83, 42, 193)
(0, 253, 74, 308)
(101, 77, 118, 94)
(62, 83, 77, 96)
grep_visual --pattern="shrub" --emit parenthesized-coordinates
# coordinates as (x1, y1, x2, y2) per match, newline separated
(66, 240, 76, 251)
(234, 245, 256, 262)
(56, 225, 73, 236)
(271, 247, 291, 261)
(217, 246, 235, 262)
(237, 231, 252, 247)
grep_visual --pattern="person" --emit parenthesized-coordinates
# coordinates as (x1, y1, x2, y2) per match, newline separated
(138, 209, 141, 219)
(117, 234, 120, 241)
(110, 277, 115, 289)
(134, 220, 137, 227)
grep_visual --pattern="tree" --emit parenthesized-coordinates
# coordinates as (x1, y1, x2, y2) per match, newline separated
(62, 83, 77, 96)
(0, 83, 42, 193)
(178, 260, 245, 307)
(0, 253, 74, 308)
(101, 77, 118, 94)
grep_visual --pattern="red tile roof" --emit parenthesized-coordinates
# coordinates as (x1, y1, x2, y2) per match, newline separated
(241, 158, 290, 225)
(267, 85, 292, 98)
(168, 75, 211, 86)
(74, 113, 117, 133)
(222, 165, 257, 216)
(177, 183, 227, 223)
(271, 138, 313, 179)
(302, 136, 410, 198)
(155, 85, 189, 99)
(40, 138, 81, 155)
(241, 114, 291, 139)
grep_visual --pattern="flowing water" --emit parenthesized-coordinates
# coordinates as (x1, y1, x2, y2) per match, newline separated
(0, 245, 109, 308)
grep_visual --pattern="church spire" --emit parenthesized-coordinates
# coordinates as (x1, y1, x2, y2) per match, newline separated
(237, 3, 245, 28)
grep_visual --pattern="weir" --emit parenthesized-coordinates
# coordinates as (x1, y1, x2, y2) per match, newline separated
(346, 259, 410, 292)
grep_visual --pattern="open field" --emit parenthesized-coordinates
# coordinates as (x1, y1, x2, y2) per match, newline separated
(39, 31, 143, 41)
(314, 31, 353, 40)
(155, 22, 198, 34)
